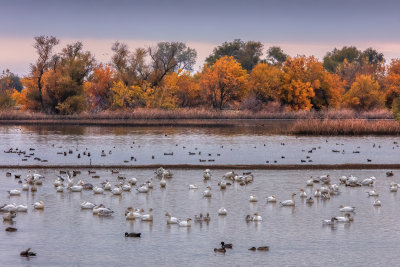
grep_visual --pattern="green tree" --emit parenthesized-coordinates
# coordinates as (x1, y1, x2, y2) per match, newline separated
(266, 46, 288, 65)
(323, 46, 361, 73)
(205, 39, 263, 72)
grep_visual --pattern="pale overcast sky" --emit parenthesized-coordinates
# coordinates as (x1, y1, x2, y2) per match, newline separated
(1, 0, 400, 75)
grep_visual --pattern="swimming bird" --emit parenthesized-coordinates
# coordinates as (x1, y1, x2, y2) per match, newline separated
(0, 203, 17, 212)
(189, 184, 198, 190)
(266, 195, 277, 203)
(5, 227, 17, 232)
(253, 212, 262, 221)
(373, 199, 382, 206)
(56, 186, 64, 192)
(80, 201, 96, 209)
(128, 177, 138, 185)
(3, 211, 16, 221)
(69, 185, 83, 192)
(111, 186, 123, 195)
(93, 186, 104, 194)
(367, 190, 379, 197)
(98, 209, 114, 217)
(20, 248, 36, 257)
(314, 189, 321, 197)
(8, 189, 21, 196)
(280, 193, 296, 206)
(339, 205, 355, 212)
(322, 217, 338, 225)
(221, 242, 232, 249)
(335, 213, 353, 223)
(299, 189, 307, 198)
(16, 205, 28, 212)
(33, 201, 44, 209)
(257, 246, 269, 251)
(246, 215, 253, 222)
(194, 213, 203, 222)
(137, 184, 149, 193)
(249, 195, 258, 202)
(141, 208, 153, 221)
(165, 212, 179, 224)
(203, 213, 211, 222)
(219, 180, 227, 190)
(306, 177, 313, 186)
(218, 207, 227, 215)
(160, 177, 167, 188)
(103, 182, 112, 191)
(214, 247, 226, 253)
(122, 184, 131, 191)
(178, 218, 191, 227)
(125, 211, 136, 220)
(203, 169, 211, 180)
(203, 186, 212, 197)
(125, 232, 141, 237)
(306, 197, 314, 204)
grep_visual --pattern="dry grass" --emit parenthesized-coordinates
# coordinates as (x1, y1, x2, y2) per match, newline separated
(0, 108, 394, 121)
(290, 119, 400, 135)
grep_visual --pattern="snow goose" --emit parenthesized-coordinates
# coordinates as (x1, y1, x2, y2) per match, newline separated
(249, 195, 258, 202)
(253, 212, 262, 221)
(266, 195, 276, 203)
(33, 201, 44, 210)
(165, 212, 179, 224)
(339, 205, 355, 212)
(141, 208, 153, 221)
(280, 193, 296, 206)
(218, 207, 227, 215)
(80, 201, 96, 209)
(203, 186, 212, 198)
(178, 218, 191, 227)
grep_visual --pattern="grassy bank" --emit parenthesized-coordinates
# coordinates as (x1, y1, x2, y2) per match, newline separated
(0, 108, 394, 121)
(290, 119, 400, 135)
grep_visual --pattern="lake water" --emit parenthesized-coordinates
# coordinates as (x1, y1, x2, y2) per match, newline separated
(0, 124, 399, 266)
(0, 168, 399, 266)
(0, 125, 399, 166)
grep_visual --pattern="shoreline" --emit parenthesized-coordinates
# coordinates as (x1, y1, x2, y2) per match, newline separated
(1, 164, 399, 170)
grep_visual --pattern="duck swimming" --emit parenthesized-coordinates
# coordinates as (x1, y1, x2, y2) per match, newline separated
(221, 242, 232, 249)
(125, 232, 141, 237)
(20, 248, 36, 257)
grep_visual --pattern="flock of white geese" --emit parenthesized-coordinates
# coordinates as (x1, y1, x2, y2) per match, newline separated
(1, 168, 397, 240)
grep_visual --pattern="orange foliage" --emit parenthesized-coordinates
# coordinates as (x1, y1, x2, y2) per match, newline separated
(248, 63, 282, 102)
(84, 64, 115, 111)
(343, 75, 383, 111)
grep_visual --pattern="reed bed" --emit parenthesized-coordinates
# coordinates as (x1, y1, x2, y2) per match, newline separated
(0, 108, 394, 121)
(290, 119, 400, 135)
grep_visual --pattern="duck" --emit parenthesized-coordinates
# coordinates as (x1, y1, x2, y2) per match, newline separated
(249, 195, 258, 202)
(178, 218, 191, 227)
(3, 211, 16, 221)
(306, 197, 314, 204)
(125, 232, 141, 237)
(160, 177, 167, 188)
(80, 201, 96, 209)
(246, 215, 253, 222)
(137, 185, 149, 193)
(33, 201, 44, 209)
(221, 242, 232, 249)
(5, 227, 17, 232)
(280, 193, 296, 206)
(299, 189, 307, 198)
(111, 186, 123, 195)
(339, 205, 355, 212)
(266, 195, 277, 203)
(8, 189, 21, 196)
(93, 186, 104, 194)
(322, 217, 338, 225)
(165, 212, 179, 224)
(335, 213, 353, 223)
(141, 208, 153, 221)
(20, 248, 36, 257)
(203, 186, 212, 198)
(189, 184, 198, 190)
(194, 213, 203, 222)
(373, 199, 382, 206)
(214, 247, 226, 253)
(203, 213, 211, 222)
(367, 190, 379, 197)
(257, 246, 269, 251)
(218, 207, 227, 215)
(248, 247, 257, 251)
(314, 189, 321, 197)
(253, 212, 262, 221)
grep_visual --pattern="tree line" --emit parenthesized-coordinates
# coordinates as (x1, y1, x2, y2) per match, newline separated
(1, 36, 400, 115)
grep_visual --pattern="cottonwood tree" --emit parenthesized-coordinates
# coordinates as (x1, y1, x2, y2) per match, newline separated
(266, 46, 288, 66)
(30, 35, 59, 111)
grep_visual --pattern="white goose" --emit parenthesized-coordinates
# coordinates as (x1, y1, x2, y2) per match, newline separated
(93, 186, 104, 194)
(203, 186, 212, 198)
(22, 184, 29, 191)
(314, 189, 322, 197)
(125, 211, 136, 220)
(203, 170, 211, 180)
(141, 208, 153, 221)
(306, 177, 314, 186)
(178, 218, 191, 227)
(189, 184, 198, 190)
(80, 201, 96, 209)
(160, 177, 167, 188)
(56, 186, 64, 192)
(322, 218, 338, 225)
(253, 212, 262, 221)
(33, 201, 44, 209)
(367, 190, 379, 197)
(219, 180, 227, 190)
(165, 212, 179, 224)
(111, 186, 123, 195)
(0, 203, 17, 212)
(373, 199, 382, 206)
(137, 185, 149, 193)
(122, 184, 131, 191)
(280, 193, 296, 206)
(128, 177, 138, 185)
(218, 207, 227, 215)
(339, 205, 355, 212)
(335, 213, 353, 223)
(299, 189, 307, 198)
(69, 185, 83, 192)
(103, 182, 112, 191)
(16, 205, 28, 212)
(266, 195, 277, 203)
(8, 189, 21, 196)
(249, 195, 258, 202)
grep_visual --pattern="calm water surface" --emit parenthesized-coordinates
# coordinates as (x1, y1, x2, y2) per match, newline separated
(0, 168, 399, 266)
(0, 125, 399, 165)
